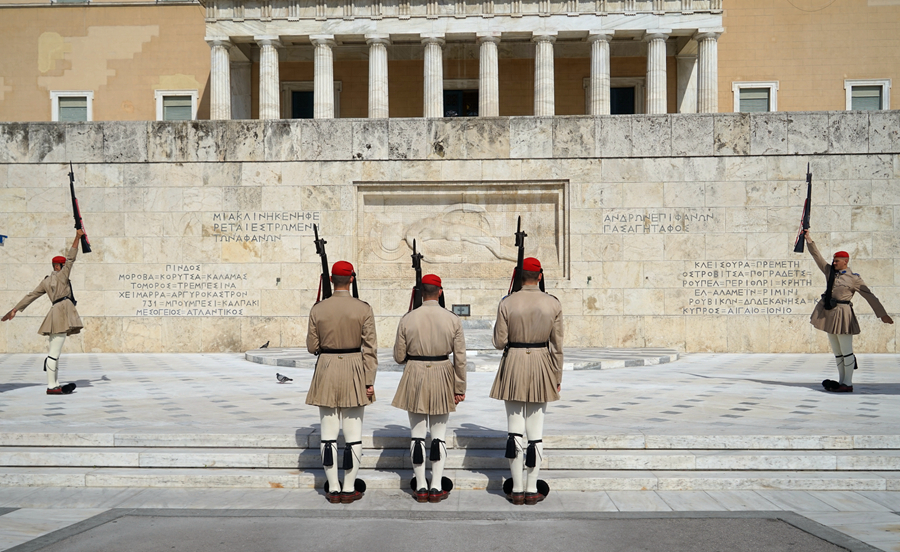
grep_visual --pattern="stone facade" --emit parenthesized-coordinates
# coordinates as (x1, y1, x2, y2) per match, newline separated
(0, 110, 898, 354)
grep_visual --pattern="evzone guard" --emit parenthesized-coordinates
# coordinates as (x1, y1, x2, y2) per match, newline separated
(491, 218, 564, 505)
(305, 258, 377, 504)
(392, 269, 467, 503)
(803, 231, 893, 392)
(2, 230, 86, 395)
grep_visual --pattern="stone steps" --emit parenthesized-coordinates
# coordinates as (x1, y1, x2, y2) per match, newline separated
(2, 467, 900, 492)
(5, 447, 900, 471)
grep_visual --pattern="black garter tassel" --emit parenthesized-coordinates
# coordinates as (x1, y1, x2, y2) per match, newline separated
(343, 441, 361, 470)
(506, 433, 522, 459)
(526, 439, 542, 468)
(322, 440, 336, 467)
(412, 438, 425, 465)
(430, 439, 443, 462)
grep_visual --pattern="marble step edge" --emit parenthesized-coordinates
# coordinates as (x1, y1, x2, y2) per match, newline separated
(3, 468, 900, 492)
(0, 433, 889, 450)
(6, 448, 900, 471)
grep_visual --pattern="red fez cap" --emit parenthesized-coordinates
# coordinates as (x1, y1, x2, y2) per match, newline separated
(52, 256, 66, 265)
(332, 261, 354, 276)
(522, 257, 542, 272)
(833, 251, 850, 259)
(422, 274, 442, 287)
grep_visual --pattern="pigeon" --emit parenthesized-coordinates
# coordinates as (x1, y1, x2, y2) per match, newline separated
(276, 373, 293, 384)
(260, 341, 270, 349)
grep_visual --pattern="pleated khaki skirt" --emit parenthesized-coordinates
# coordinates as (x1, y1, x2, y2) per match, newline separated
(490, 350, 560, 403)
(306, 354, 375, 408)
(810, 303, 860, 335)
(392, 360, 456, 415)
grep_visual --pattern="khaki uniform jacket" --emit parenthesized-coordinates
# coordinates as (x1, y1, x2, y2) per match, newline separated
(305, 290, 378, 408)
(391, 300, 467, 415)
(808, 241, 887, 335)
(490, 285, 564, 403)
(14, 247, 83, 336)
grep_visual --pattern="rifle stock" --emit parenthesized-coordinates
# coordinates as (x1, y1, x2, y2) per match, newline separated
(68, 162, 91, 253)
(508, 216, 526, 294)
(409, 239, 423, 311)
(313, 224, 331, 302)
(793, 163, 812, 253)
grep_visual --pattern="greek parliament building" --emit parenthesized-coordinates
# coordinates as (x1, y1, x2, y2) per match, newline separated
(0, 0, 898, 355)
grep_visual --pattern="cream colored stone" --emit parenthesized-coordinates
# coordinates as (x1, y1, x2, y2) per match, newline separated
(664, 234, 705, 261)
(0, 189, 27, 212)
(242, 162, 283, 188)
(827, 180, 872, 206)
(705, 233, 748, 259)
(624, 289, 665, 316)
(726, 208, 767, 233)
(583, 288, 623, 316)
(583, 234, 622, 262)
(622, 183, 664, 208)
(121, 318, 163, 352)
(726, 316, 770, 353)
(663, 182, 704, 208)
(481, 160, 522, 181)
(603, 315, 644, 347)
(623, 235, 665, 261)
(183, 187, 224, 212)
(602, 261, 642, 288)
(851, 206, 893, 232)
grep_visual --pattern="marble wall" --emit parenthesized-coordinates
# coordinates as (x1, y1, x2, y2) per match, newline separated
(0, 111, 898, 354)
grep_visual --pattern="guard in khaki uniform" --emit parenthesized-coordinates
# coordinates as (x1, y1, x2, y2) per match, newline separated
(306, 260, 378, 504)
(490, 257, 563, 506)
(804, 231, 893, 393)
(2, 230, 85, 395)
(392, 274, 467, 503)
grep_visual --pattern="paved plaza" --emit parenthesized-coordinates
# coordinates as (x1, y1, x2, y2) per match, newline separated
(2, 352, 900, 551)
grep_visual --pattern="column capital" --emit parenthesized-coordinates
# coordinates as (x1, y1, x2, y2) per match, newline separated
(205, 36, 232, 49)
(476, 32, 501, 44)
(310, 35, 336, 47)
(421, 34, 445, 46)
(254, 35, 282, 48)
(365, 34, 391, 45)
(694, 28, 724, 41)
(532, 32, 557, 44)
(587, 30, 615, 43)
(643, 29, 672, 42)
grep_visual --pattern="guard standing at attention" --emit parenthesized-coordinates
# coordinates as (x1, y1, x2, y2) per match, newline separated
(306, 260, 378, 503)
(2, 230, 85, 395)
(392, 274, 467, 503)
(490, 257, 563, 506)
(804, 231, 893, 393)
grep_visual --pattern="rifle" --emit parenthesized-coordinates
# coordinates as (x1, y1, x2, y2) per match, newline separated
(313, 224, 332, 302)
(793, 163, 812, 253)
(508, 216, 527, 294)
(408, 239, 424, 311)
(68, 163, 91, 253)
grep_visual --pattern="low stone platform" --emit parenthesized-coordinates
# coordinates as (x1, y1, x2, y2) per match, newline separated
(244, 347, 681, 372)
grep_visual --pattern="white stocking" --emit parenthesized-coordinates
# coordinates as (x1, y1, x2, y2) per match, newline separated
(827, 333, 855, 385)
(46, 333, 66, 389)
(340, 406, 365, 493)
(429, 414, 449, 491)
(505, 401, 526, 493)
(408, 412, 428, 491)
(524, 403, 546, 494)
(319, 407, 341, 493)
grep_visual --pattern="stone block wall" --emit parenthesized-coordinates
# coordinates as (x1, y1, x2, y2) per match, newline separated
(0, 111, 898, 354)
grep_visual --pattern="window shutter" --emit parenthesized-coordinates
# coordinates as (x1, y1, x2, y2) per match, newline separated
(851, 86, 882, 111)
(163, 96, 193, 121)
(739, 88, 769, 113)
(58, 96, 88, 122)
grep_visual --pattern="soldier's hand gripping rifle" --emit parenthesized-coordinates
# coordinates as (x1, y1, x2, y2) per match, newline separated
(68, 162, 91, 253)
(793, 163, 812, 253)
(408, 239, 424, 311)
(313, 224, 331, 303)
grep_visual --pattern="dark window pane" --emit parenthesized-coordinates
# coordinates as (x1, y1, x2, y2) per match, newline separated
(610, 87, 635, 115)
(291, 91, 314, 119)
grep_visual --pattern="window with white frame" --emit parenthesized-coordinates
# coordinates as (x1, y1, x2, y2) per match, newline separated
(155, 90, 198, 121)
(51, 91, 93, 122)
(732, 82, 778, 113)
(844, 79, 891, 111)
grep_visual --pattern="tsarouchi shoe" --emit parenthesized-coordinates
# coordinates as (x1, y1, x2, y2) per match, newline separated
(326, 491, 342, 504)
(834, 384, 854, 393)
(61, 383, 76, 394)
(509, 492, 525, 505)
(428, 489, 449, 503)
(524, 492, 546, 505)
(822, 379, 839, 391)
(340, 490, 364, 503)
(415, 489, 429, 503)
(46, 387, 63, 395)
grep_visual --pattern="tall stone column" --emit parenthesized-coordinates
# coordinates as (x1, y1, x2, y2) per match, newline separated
(422, 35, 444, 118)
(207, 37, 232, 120)
(311, 35, 336, 119)
(696, 29, 722, 113)
(477, 34, 500, 117)
(644, 30, 670, 114)
(366, 35, 390, 119)
(588, 31, 614, 115)
(256, 36, 282, 119)
(533, 33, 556, 117)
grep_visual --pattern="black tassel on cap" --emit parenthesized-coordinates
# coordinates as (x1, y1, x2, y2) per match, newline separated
(343, 441, 361, 470)
(430, 439, 443, 462)
(322, 440, 336, 467)
(526, 439, 542, 468)
(506, 433, 522, 459)
(351, 272, 359, 299)
(538, 269, 545, 292)
(411, 438, 425, 465)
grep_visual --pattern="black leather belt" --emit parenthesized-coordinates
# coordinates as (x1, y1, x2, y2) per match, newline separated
(319, 348, 361, 354)
(407, 355, 449, 361)
(834, 300, 852, 305)
(507, 342, 549, 348)
(52, 296, 74, 305)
